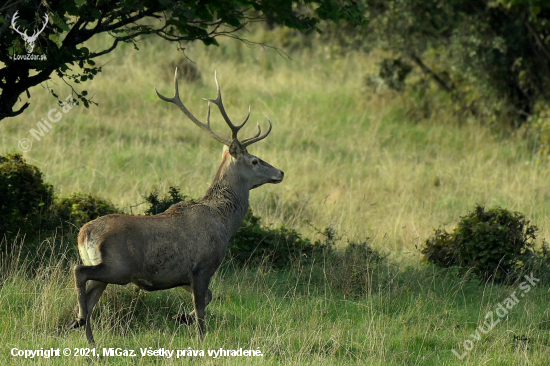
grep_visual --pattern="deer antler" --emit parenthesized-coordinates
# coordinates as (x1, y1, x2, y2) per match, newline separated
(241, 118, 272, 148)
(204, 71, 251, 141)
(155, 68, 232, 146)
(155, 69, 272, 148)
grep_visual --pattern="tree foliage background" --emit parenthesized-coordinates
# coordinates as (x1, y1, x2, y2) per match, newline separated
(372, 0, 550, 127)
(307, 0, 550, 129)
(2, 0, 550, 131)
(0, 0, 363, 121)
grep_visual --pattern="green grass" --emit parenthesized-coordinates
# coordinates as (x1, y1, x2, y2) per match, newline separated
(1, 28, 550, 364)
(1, 241, 549, 365)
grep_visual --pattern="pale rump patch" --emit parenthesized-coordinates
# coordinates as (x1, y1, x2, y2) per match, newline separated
(79, 236, 101, 266)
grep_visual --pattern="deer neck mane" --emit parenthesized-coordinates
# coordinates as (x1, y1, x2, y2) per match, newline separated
(200, 151, 249, 236)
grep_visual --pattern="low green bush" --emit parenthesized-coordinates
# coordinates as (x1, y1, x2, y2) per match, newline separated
(0, 154, 54, 240)
(143, 186, 189, 216)
(421, 205, 547, 283)
(0, 154, 119, 264)
(53, 192, 118, 228)
(228, 210, 331, 268)
(327, 239, 388, 298)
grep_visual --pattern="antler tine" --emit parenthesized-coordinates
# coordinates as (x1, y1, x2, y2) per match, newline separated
(205, 101, 212, 128)
(242, 105, 251, 126)
(241, 118, 272, 148)
(155, 68, 231, 146)
(204, 71, 249, 141)
(240, 122, 262, 145)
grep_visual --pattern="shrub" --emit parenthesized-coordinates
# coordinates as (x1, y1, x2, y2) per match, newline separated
(53, 192, 118, 228)
(0, 154, 54, 239)
(527, 102, 550, 155)
(0, 153, 121, 262)
(166, 57, 201, 83)
(326, 239, 388, 298)
(143, 186, 189, 216)
(228, 210, 330, 268)
(377, 57, 413, 92)
(421, 205, 543, 283)
(0, 154, 121, 265)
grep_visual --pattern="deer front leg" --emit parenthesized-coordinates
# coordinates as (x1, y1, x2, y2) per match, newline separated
(192, 281, 207, 340)
(173, 285, 212, 325)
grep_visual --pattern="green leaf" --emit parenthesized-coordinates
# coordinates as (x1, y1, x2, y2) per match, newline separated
(52, 15, 70, 32)
(90, 7, 102, 19)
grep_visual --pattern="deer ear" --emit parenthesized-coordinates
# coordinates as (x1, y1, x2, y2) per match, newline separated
(228, 139, 245, 158)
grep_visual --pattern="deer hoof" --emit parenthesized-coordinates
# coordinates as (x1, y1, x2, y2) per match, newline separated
(67, 318, 86, 329)
(173, 313, 195, 325)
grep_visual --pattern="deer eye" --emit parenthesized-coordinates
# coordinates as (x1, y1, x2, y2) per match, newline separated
(252, 159, 259, 166)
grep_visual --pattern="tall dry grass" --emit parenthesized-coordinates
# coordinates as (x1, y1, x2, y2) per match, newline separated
(2, 26, 550, 365)
(3, 32, 549, 257)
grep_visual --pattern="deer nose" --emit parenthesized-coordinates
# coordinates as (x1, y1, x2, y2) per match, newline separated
(279, 170, 284, 178)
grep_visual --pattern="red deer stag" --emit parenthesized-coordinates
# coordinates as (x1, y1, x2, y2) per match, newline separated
(68, 69, 284, 344)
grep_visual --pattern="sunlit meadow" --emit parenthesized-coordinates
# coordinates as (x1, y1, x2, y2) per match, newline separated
(1, 28, 549, 365)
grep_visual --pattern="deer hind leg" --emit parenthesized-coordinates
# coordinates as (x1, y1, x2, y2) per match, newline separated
(173, 286, 212, 325)
(72, 263, 132, 344)
(68, 280, 108, 329)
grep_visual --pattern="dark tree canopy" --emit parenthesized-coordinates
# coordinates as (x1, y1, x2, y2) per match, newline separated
(361, 0, 550, 126)
(0, 0, 363, 121)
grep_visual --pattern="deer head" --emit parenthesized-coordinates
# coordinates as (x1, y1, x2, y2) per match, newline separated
(11, 11, 49, 53)
(155, 69, 284, 190)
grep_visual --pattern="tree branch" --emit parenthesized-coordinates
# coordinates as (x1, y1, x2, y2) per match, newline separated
(98, 8, 157, 33)
(523, 19, 550, 63)
(0, 0, 25, 13)
(0, 0, 364, 121)
(409, 53, 455, 94)
(0, 101, 29, 119)
(72, 31, 153, 61)
(0, 6, 18, 39)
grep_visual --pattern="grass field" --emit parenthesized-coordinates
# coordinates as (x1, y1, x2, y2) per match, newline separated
(1, 29, 550, 365)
